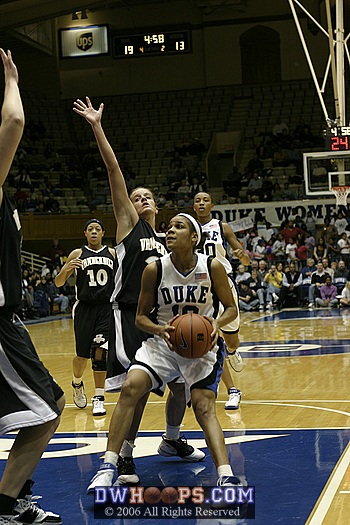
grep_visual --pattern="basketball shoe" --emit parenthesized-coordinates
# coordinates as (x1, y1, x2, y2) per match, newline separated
(92, 395, 106, 416)
(158, 434, 205, 461)
(86, 463, 116, 494)
(211, 475, 242, 509)
(72, 381, 87, 409)
(14, 495, 62, 524)
(0, 516, 23, 525)
(225, 388, 242, 410)
(228, 350, 244, 372)
(116, 456, 140, 485)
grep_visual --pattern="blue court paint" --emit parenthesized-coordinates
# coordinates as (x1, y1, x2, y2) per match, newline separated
(1, 429, 348, 525)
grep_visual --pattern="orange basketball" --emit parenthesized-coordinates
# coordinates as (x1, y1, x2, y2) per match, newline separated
(144, 486, 161, 504)
(169, 313, 212, 358)
(160, 486, 178, 504)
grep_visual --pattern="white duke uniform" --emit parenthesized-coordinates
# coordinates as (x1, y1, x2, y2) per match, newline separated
(199, 218, 239, 333)
(130, 252, 226, 396)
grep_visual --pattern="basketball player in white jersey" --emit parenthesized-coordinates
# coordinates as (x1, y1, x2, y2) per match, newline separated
(193, 192, 250, 410)
(88, 213, 241, 489)
(73, 97, 204, 492)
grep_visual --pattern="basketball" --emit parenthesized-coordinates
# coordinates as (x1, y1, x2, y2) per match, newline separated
(169, 313, 212, 358)
(160, 486, 178, 504)
(144, 486, 161, 504)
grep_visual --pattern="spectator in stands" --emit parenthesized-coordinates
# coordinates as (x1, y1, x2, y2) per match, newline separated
(272, 118, 289, 139)
(322, 257, 334, 280)
(246, 171, 262, 200)
(272, 182, 283, 201)
(251, 239, 266, 261)
(178, 193, 193, 208)
(235, 263, 251, 284)
(258, 259, 269, 281)
(285, 237, 298, 265)
(279, 261, 303, 307)
(281, 182, 295, 201)
(45, 192, 60, 213)
(247, 269, 266, 311)
(34, 276, 50, 317)
(305, 211, 317, 239)
(308, 261, 331, 308)
(301, 257, 316, 304)
(264, 264, 283, 309)
(22, 191, 38, 212)
(47, 279, 69, 314)
(339, 281, 350, 307)
(280, 220, 305, 244)
(334, 211, 348, 236)
(311, 161, 328, 185)
(322, 216, 338, 244)
(334, 260, 350, 294)
(327, 236, 341, 263)
(39, 175, 54, 197)
(167, 160, 183, 189)
(338, 232, 350, 266)
(296, 237, 307, 268)
(14, 166, 31, 189)
(177, 179, 190, 200)
(157, 221, 167, 234)
(188, 177, 203, 198)
(238, 281, 260, 311)
(246, 154, 263, 176)
(272, 233, 286, 262)
(90, 182, 107, 211)
(315, 276, 338, 308)
(48, 238, 67, 265)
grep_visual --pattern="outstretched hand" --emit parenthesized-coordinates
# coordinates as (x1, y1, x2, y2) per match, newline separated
(0, 48, 18, 84)
(73, 96, 104, 126)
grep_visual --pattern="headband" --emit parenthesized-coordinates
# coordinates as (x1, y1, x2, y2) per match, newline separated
(84, 218, 105, 232)
(178, 213, 202, 246)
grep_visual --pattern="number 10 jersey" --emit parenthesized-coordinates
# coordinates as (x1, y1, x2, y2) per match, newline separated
(75, 245, 115, 303)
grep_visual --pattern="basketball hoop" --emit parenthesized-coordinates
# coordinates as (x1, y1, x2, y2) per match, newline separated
(331, 186, 350, 206)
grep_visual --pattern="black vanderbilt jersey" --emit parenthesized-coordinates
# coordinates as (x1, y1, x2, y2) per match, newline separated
(75, 245, 115, 303)
(0, 192, 22, 312)
(112, 219, 167, 305)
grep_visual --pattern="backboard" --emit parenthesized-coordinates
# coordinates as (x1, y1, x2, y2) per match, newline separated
(303, 150, 350, 197)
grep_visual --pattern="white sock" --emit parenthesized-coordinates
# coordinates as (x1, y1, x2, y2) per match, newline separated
(165, 424, 180, 440)
(95, 388, 104, 397)
(104, 451, 118, 466)
(217, 465, 234, 478)
(73, 376, 82, 385)
(119, 440, 135, 458)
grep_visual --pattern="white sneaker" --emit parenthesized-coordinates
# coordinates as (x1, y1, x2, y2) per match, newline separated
(15, 495, 62, 524)
(72, 381, 87, 409)
(92, 395, 106, 416)
(212, 475, 241, 508)
(266, 302, 273, 309)
(225, 388, 241, 410)
(87, 463, 116, 494)
(259, 305, 264, 311)
(272, 293, 279, 303)
(308, 302, 314, 309)
(158, 434, 205, 462)
(228, 350, 244, 372)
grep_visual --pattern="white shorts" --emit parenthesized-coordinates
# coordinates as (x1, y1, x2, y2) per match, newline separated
(221, 276, 240, 334)
(130, 335, 225, 397)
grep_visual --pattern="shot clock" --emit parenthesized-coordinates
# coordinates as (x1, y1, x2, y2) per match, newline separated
(113, 28, 192, 58)
(325, 126, 350, 151)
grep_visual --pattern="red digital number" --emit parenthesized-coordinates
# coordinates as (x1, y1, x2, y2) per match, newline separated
(331, 136, 349, 150)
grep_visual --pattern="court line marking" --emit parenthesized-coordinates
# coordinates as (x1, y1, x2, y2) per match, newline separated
(306, 443, 350, 525)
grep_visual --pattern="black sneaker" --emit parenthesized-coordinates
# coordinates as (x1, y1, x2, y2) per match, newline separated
(158, 434, 205, 462)
(116, 457, 140, 485)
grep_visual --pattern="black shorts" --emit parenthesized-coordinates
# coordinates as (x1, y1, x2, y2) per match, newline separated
(0, 316, 63, 435)
(73, 301, 111, 359)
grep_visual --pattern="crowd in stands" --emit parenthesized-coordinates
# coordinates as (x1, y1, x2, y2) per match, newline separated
(228, 209, 350, 312)
(20, 238, 73, 320)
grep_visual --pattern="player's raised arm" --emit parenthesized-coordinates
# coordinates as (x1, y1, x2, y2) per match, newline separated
(73, 96, 138, 239)
(0, 49, 24, 201)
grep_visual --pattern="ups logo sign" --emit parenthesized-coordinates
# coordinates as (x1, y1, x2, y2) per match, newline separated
(76, 32, 93, 51)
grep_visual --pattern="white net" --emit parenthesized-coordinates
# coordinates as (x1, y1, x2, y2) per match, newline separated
(331, 186, 350, 206)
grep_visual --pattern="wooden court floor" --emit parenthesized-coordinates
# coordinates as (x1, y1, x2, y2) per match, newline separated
(6, 308, 350, 524)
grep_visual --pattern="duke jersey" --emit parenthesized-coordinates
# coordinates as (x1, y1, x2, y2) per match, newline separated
(199, 218, 232, 274)
(112, 219, 167, 305)
(0, 192, 22, 312)
(154, 252, 220, 325)
(75, 245, 115, 303)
